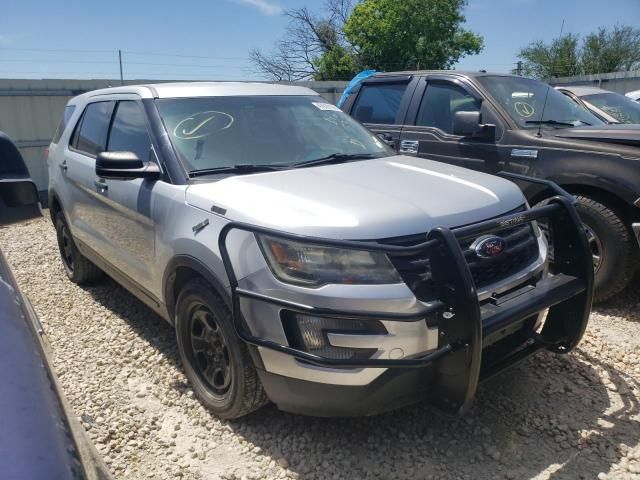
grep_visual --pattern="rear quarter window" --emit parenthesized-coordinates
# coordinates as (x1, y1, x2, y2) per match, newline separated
(352, 83, 408, 124)
(51, 105, 76, 144)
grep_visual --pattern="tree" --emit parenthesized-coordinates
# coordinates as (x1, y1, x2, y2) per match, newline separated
(516, 34, 581, 79)
(516, 25, 640, 79)
(313, 45, 357, 80)
(581, 26, 640, 74)
(249, 0, 356, 81)
(343, 0, 483, 71)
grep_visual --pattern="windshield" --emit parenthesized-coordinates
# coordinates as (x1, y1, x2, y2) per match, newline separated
(477, 76, 604, 129)
(582, 92, 640, 124)
(156, 95, 391, 174)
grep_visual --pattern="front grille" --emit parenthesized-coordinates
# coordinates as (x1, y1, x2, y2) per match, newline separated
(384, 222, 540, 301)
(461, 223, 539, 288)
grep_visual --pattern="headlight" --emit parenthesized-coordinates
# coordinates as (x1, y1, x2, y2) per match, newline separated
(256, 234, 402, 287)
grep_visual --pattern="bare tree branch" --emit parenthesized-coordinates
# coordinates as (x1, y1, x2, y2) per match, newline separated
(249, 2, 355, 81)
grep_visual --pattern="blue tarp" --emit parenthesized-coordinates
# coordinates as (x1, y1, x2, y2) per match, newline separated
(337, 70, 377, 108)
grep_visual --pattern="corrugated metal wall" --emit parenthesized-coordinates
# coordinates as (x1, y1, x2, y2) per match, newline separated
(0, 78, 348, 199)
(548, 70, 640, 94)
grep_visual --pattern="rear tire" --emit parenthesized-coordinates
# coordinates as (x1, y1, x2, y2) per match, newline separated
(54, 212, 103, 284)
(175, 278, 268, 419)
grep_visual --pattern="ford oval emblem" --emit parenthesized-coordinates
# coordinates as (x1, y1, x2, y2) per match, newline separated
(472, 235, 506, 258)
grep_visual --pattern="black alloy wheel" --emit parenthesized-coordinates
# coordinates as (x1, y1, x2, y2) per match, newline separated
(188, 304, 233, 396)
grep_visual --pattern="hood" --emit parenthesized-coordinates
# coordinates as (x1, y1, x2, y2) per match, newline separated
(185, 155, 525, 239)
(554, 124, 640, 147)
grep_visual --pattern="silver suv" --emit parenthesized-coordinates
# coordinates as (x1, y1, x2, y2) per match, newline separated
(48, 82, 593, 418)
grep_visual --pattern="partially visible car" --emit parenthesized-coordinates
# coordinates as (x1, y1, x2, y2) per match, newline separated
(626, 89, 640, 102)
(557, 86, 640, 124)
(341, 71, 640, 302)
(0, 131, 112, 479)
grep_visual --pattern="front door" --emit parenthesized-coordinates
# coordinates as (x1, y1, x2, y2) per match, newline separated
(399, 79, 501, 172)
(92, 98, 160, 292)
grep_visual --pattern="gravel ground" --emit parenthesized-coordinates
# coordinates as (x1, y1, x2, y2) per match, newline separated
(1, 214, 640, 480)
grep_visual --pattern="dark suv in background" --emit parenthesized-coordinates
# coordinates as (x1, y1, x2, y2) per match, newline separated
(341, 71, 640, 301)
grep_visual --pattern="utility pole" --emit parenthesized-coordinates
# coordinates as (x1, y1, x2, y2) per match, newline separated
(118, 49, 124, 85)
(516, 61, 523, 76)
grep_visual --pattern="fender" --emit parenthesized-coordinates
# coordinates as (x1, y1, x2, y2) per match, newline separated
(524, 172, 640, 206)
(163, 254, 231, 325)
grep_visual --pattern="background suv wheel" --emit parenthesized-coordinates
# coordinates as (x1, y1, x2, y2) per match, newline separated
(536, 196, 638, 302)
(574, 195, 638, 302)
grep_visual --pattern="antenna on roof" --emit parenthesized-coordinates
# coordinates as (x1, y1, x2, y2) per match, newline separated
(537, 19, 565, 137)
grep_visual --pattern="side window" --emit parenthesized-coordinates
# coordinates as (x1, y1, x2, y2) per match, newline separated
(74, 101, 115, 156)
(352, 83, 408, 124)
(107, 101, 152, 162)
(416, 82, 481, 134)
(52, 105, 76, 144)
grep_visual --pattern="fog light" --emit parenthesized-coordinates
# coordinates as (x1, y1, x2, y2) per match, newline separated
(281, 312, 386, 361)
(297, 315, 325, 350)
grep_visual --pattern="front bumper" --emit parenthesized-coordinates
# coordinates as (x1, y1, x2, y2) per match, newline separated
(219, 186, 594, 416)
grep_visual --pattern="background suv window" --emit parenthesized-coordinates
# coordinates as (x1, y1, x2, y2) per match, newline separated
(352, 83, 407, 124)
(73, 101, 115, 156)
(416, 82, 481, 133)
(107, 101, 152, 162)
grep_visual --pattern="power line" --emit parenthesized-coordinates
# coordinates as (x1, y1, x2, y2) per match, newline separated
(0, 47, 249, 60)
(0, 47, 115, 54)
(0, 58, 252, 68)
(121, 50, 247, 60)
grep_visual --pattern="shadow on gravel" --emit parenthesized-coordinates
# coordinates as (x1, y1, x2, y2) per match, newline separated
(230, 351, 640, 480)
(82, 277, 639, 480)
(80, 277, 181, 367)
(595, 272, 640, 323)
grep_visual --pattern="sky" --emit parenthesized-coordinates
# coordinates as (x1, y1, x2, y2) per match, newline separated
(0, 0, 638, 81)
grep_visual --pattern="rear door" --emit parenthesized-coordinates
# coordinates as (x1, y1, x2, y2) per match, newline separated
(399, 76, 503, 171)
(64, 100, 115, 253)
(348, 76, 417, 151)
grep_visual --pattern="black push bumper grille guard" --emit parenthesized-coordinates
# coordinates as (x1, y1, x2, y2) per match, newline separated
(218, 173, 593, 414)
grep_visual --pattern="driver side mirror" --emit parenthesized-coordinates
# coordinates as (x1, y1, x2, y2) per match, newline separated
(95, 151, 160, 180)
(453, 111, 496, 140)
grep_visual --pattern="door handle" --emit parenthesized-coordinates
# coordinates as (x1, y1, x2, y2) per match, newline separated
(60, 160, 68, 172)
(399, 140, 419, 154)
(94, 179, 108, 192)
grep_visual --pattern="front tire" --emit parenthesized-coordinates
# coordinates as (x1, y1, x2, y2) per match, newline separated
(54, 212, 103, 284)
(536, 196, 637, 302)
(574, 196, 638, 302)
(175, 278, 267, 419)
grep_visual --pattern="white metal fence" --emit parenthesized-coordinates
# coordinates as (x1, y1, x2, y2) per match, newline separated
(547, 70, 640, 94)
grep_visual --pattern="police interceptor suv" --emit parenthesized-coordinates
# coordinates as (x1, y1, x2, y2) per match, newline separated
(48, 82, 593, 418)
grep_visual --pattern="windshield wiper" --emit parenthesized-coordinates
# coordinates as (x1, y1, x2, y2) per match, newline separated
(293, 153, 378, 168)
(525, 120, 578, 128)
(188, 164, 288, 178)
